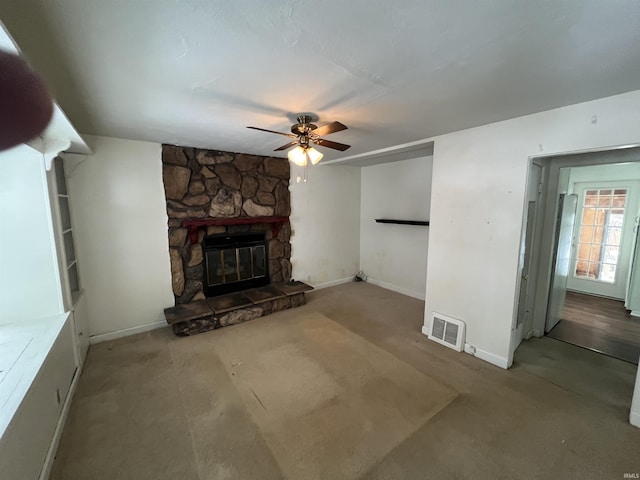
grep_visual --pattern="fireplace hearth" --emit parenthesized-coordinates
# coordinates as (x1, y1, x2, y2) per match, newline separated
(164, 280, 314, 336)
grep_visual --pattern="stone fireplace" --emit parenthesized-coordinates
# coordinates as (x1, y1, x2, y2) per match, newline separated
(161, 145, 292, 304)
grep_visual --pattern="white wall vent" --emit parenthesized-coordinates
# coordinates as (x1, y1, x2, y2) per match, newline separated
(428, 312, 466, 352)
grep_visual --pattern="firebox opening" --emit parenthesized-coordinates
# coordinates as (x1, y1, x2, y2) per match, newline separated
(203, 232, 270, 297)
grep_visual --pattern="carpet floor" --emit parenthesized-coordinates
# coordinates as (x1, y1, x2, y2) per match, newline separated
(50, 282, 640, 479)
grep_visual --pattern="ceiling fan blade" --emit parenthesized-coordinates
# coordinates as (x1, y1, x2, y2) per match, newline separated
(310, 121, 348, 137)
(312, 138, 351, 151)
(274, 141, 298, 151)
(247, 126, 296, 138)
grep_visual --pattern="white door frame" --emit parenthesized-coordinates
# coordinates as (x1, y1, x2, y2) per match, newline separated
(516, 148, 640, 342)
(513, 162, 544, 350)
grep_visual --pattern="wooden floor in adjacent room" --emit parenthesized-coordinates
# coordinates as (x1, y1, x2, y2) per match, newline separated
(547, 290, 640, 364)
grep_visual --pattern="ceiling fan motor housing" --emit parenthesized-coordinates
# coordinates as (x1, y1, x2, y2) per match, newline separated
(291, 115, 317, 136)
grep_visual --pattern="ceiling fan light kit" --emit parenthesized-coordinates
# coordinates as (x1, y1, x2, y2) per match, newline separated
(247, 114, 351, 167)
(287, 145, 323, 166)
(306, 147, 323, 165)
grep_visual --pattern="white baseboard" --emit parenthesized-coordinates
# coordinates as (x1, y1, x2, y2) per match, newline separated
(421, 320, 510, 369)
(631, 411, 640, 428)
(366, 278, 426, 300)
(89, 320, 167, 344)
(39, 365, 81, 480)
(421, 325, 508, 368)
(310, 277, 354, 290)
(472, 347, 509, 369)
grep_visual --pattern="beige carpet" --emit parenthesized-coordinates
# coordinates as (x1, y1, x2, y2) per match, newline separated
(171, 311, 456, 479)
(50, 283, 640, 480)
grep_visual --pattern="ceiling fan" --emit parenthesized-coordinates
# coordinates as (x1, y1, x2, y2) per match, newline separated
(247, 114, 351, 166)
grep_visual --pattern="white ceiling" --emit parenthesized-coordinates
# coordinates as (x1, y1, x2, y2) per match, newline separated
(1, 1, 640, 162)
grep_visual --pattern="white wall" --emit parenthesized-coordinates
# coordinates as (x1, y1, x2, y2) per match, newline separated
(360, 156, 432, 299)
(425, 89, 640, 369)
(0, 144, 62, 322)
(567, 162, 640, 187)
(290, 164, 361, 288)
(66, 135, 173, 338)
(632, 363, 640, 427)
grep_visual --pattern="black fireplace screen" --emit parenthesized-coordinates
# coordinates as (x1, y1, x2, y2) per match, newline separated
(203, 233, 269, 297)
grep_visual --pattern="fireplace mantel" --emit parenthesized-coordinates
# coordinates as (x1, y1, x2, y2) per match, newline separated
(181, 216, 289, 244)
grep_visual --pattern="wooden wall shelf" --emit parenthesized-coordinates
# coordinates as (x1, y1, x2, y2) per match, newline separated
(375, 219, 429, 226)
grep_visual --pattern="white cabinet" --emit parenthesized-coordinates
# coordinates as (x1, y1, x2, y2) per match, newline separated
(0, 316, 77, 479)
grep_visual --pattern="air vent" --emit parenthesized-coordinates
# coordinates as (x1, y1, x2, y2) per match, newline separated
(428, 312, 466, 352)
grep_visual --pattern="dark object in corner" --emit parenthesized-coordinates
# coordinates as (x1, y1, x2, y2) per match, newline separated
(354, 271, 367, 282)
(0, 51, 53, 151)
(375, 219, 429, 226)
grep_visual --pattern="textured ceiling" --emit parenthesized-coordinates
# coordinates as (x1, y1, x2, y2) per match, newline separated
(1, 0, 640, 161)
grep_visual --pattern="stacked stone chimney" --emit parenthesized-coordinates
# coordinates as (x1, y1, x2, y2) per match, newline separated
(161, 145, 292, 304)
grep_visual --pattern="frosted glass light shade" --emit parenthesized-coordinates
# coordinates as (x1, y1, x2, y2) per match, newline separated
(287, 146, 324, 166)
(307, 147, 323, 165)
(287, 146, 307, 166)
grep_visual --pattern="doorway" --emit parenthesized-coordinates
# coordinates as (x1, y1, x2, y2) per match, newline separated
(515, 151, 640, 366)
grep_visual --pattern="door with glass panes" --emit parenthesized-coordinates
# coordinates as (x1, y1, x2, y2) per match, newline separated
(567, 181, 640, 299)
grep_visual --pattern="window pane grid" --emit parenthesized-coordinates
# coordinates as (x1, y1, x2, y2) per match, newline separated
(58, 196, 72, 231)
(574, 188, 627, 283)
(67, 263, 79, 293)
(54, 157, 67, 195)
(63, 231, 76, 267)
